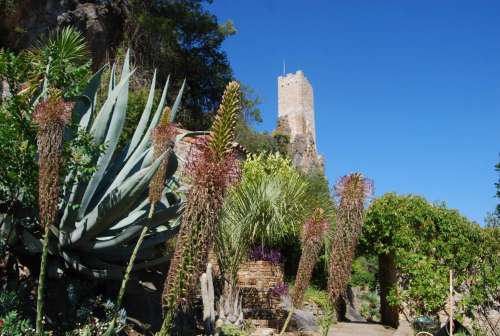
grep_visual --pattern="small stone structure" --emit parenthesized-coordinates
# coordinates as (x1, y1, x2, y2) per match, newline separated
(277, 71, 323, 172)
(237, 261, 284, 315)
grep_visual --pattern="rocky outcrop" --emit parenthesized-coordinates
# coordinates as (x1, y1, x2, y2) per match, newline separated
(0, 0, 127, 67)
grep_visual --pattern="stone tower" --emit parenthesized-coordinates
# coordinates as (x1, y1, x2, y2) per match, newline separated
(277, 70, 322, 172)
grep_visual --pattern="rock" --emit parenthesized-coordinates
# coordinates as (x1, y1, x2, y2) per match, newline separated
(291, 308, 319, 332)
(250, 327, 277, 336)
(0, 0, 127, 67)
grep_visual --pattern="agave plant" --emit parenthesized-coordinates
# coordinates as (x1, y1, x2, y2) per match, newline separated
(24, 50, 193, 279)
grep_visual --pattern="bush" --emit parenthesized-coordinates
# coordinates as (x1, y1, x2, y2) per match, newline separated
(350, 255, 377, 290)
(0, 311, 34, 336)
(0, 291, 21, 317)
(359, 291, 380, 322)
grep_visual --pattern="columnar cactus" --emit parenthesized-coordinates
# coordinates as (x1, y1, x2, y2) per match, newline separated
(327, 173, 373, 303)
(159, 81, 241, 336)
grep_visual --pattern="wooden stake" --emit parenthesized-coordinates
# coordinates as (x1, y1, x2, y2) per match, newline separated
(449, 270, 453, 336)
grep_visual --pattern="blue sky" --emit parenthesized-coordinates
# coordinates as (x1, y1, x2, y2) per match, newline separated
(207, 0, 500, 224)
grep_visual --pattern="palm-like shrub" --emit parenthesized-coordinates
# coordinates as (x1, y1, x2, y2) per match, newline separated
(216, 153, 308, 322)
(327, 173, 373, 303)
(159, 81, 241, 335)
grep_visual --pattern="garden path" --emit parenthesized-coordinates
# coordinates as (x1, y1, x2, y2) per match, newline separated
(328, 320, 412, 336)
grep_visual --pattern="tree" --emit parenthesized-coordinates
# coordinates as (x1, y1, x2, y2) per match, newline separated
(362, 193, 489, 326)
(125, 0, 235, 130)
(495, 155, 500, 220)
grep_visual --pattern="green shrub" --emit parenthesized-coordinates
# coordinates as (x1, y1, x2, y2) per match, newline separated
(0, 311, 34, 336)
(0, 291, 21, 317)
(220, 323, 248, 336)
(359, 291, 380, 322)
(350, 255, 377, 290)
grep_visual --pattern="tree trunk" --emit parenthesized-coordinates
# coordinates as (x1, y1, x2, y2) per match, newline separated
(378, 252, 399, 328)
(335, 296, 347, 322)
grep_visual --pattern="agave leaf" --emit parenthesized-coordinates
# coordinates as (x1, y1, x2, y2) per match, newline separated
(94, 228, 180, 262)
(103, 147, 151, 198)
(67, 152, 167, 246)
(89, 68, 135, 146)
(123, 76, 170, 168)
(125, 69, 158, 160)
(79, 63, 132, 219)
(170, 79, 185, 122)
(87, 204, 181, 250)
(76, 65, 106, 130)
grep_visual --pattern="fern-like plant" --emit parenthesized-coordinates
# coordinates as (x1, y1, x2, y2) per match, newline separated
(159, 81, 241, 336)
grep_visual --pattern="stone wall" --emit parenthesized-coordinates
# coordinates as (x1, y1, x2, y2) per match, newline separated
(237, 261, 284, 313)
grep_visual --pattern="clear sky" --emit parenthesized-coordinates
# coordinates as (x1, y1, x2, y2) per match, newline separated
(207, 0, 500, 224)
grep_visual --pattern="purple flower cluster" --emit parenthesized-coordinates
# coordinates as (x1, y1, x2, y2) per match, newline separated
(269, 282, 289, 297)
(249, 246, 283, 264)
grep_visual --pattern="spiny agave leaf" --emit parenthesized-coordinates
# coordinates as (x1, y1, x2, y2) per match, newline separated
(89, 68, 135, 146)
(116, 76, 170, 181)
(103, 147, 151, 198)
(170, 79, 185, 122)
(108, 199, 149, 231)
(67, 152, 167, 246)
(87, 204, 181, 250)
(105, 193, 180, 233)
(79, 64, 133, 219)
(97, 227, 180, 262)
(125, 70, 159, 160)
(76, 65, 106, 130)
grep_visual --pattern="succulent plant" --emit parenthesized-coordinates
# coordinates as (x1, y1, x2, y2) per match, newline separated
(24, 50, 193, 279)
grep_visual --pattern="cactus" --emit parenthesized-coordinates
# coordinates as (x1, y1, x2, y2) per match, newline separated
(24, 50, 193, 279)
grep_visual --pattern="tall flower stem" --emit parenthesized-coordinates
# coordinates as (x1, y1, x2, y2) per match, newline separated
(33, 93, 72, 335)
(159, 81, 241, 336)
(36, 226, 50, 334)
(327, 173, 372, 308)
(292, 208, 328, 308)
(281, 209, 328, 335)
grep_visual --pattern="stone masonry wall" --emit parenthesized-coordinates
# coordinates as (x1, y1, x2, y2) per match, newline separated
(237, 261, 284, 313)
